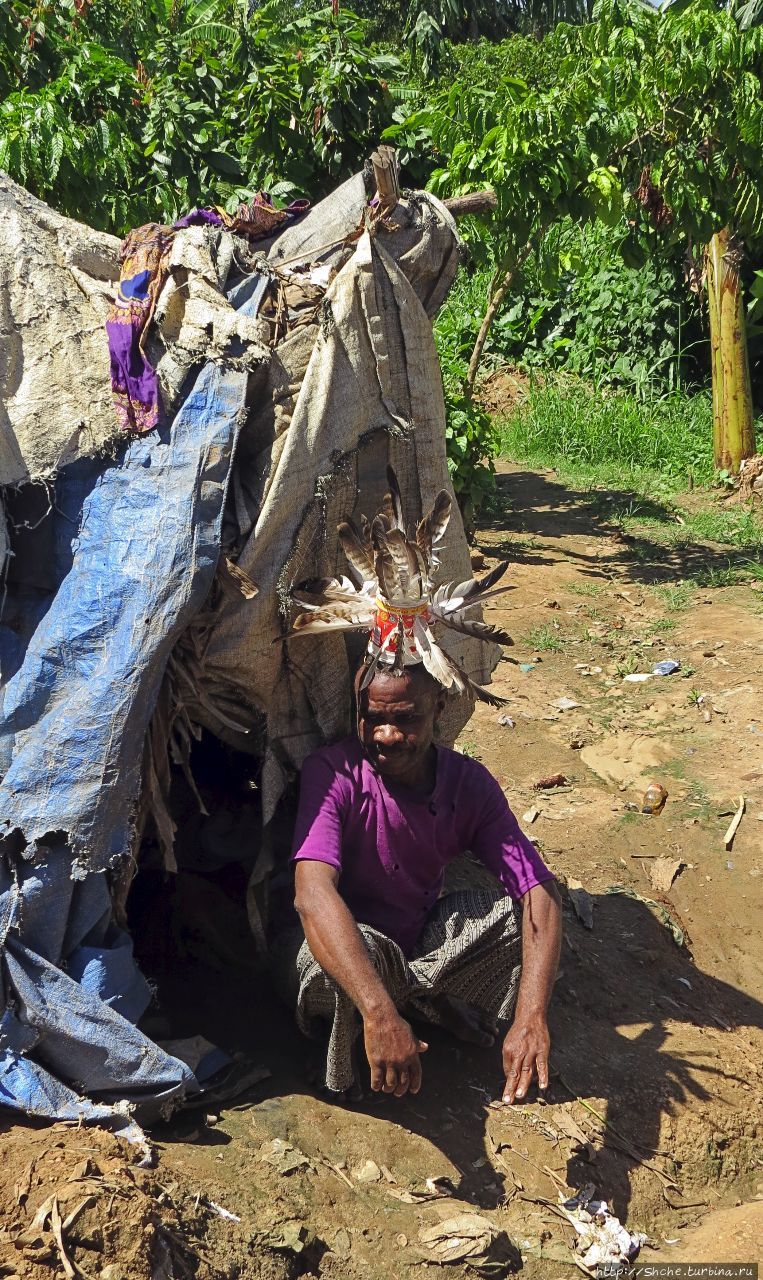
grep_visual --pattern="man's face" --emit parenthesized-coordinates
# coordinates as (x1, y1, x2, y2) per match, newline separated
(358, 670, 444, 784)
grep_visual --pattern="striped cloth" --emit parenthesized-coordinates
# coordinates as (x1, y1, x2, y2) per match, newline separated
(272, 887, 522, 1094)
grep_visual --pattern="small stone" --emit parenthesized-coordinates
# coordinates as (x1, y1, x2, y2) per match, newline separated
(353, 1159, 382, 1183)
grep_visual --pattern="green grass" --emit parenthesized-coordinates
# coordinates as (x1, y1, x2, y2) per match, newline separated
(524, 624, 565, 652)
(498, 375, 716, 488)
(649, 582, 695, 611)
(685, 509, 763, 547)
(568, 581, 604, 597)
(644, 617, 678, 635)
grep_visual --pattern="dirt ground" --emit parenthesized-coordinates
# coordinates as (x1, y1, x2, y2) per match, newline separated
(3, 460, 763, 1280)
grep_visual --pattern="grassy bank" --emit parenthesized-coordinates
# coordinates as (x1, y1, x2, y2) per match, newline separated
(494, 375, 763, 553)
(497, 376, 716, 489)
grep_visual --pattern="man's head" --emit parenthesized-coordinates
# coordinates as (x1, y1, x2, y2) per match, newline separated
(356, 664, 446, 786)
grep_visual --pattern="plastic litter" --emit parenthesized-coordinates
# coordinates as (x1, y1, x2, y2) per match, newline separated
(352, 1159, 382, 1183)
(561, 1186, 646, 1268)
(606, 885, 685, 947)
(520, 663, 536, 673)
(652, 659, 681, 676)
(641, 782, 669, 816)
(497, 713, 515, 728)
(550, 696, 582, 711)
(623, 672, 652, 682)
(207, 1200, 241, 1222)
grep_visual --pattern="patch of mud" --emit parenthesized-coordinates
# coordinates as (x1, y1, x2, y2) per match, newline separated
(580, 731, 679, 790)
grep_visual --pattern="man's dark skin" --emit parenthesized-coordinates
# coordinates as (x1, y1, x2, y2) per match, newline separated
(294, 667, 563, 1101)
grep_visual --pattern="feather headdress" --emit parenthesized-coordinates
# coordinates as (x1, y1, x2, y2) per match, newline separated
(285, 467, 514, 706)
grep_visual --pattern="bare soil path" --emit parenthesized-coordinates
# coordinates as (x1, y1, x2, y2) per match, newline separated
(3, 462, 762, 1280)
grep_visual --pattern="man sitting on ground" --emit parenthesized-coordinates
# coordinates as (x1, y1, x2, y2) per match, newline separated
(277, 663, 561, 1101)
(273, 468, 562, 1100)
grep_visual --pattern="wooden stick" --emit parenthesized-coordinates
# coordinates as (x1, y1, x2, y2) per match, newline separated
(443, 190, 498, 218)
(723, 794, 745, 850)
(370, 145, 400, 213)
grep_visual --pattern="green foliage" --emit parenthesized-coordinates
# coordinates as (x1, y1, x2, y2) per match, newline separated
(443, 390, 501, 528)
(499, 376, 716, 486)
(387, 0, 763, 412)
(406, 0, 763, 247)
(435, 267, 502, 522)
(0, 1, 400, 232)
(460, 220, 706, 396)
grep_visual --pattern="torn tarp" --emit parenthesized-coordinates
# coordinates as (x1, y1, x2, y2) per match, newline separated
(0, 272, 269, 1128)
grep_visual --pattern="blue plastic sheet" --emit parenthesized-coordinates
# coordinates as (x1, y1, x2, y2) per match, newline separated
(0, 273, 268, 1129)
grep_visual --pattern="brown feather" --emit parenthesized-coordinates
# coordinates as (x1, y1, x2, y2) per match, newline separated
(385, 465, 405, 531)
(337, 519, 376, 584)
(416, 490, 451, 564)
(286, 608, 371, 637)
(465, 559, 510, 598)
(431, 609, 514, 647)
(360, 513, 373, 555)
(385, 529, 421, 596)
(292, 576, 366, 606)
(374, 543, 403, 601)
(392, 618, 406, 673)
(413, 618, 461, 691)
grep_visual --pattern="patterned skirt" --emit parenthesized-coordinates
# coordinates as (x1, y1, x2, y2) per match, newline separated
(271, 887, 522, 1094)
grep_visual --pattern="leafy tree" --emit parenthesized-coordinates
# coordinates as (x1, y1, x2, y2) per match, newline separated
(0, 0, 400, 232)
(388, 0, 763, 468)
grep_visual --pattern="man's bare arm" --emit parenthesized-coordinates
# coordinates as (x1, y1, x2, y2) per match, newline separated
(502, 879, 562, 1103)
(294, 860, 427, 1095)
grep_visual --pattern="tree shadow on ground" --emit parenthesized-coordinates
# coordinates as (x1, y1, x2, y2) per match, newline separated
(475, 469, 759, 586)
(148, 888, 762, 1226)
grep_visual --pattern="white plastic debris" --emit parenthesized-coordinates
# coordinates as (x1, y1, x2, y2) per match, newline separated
(550, 696, 582, 711)
(561, 1186, 646, 1268)
(207, 1199, 241, 1222)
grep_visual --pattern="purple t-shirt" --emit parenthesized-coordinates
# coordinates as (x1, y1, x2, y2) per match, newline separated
(292, 736, 554, 955)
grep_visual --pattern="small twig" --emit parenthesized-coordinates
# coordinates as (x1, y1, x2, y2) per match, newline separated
(556, 1073, 674, 1171)
(316, 1155, 356, 1191)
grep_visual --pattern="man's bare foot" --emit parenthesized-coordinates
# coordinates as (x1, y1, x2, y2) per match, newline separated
(430, 994, 498, 1047)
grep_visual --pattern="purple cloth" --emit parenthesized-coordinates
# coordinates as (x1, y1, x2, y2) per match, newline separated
(292, 736, 554, 955)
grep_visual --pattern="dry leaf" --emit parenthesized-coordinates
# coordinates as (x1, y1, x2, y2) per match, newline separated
(418, 1213, 498, 1265)
(259, 1138, 311, 1175)
(534, 773, 568, 790)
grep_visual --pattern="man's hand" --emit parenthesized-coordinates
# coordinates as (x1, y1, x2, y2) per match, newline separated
(501, 1011, 550, 1103)
(364, 1007, 428, 1097)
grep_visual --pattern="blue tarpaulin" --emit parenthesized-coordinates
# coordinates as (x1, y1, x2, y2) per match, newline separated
(0, 273, 267, 1133)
